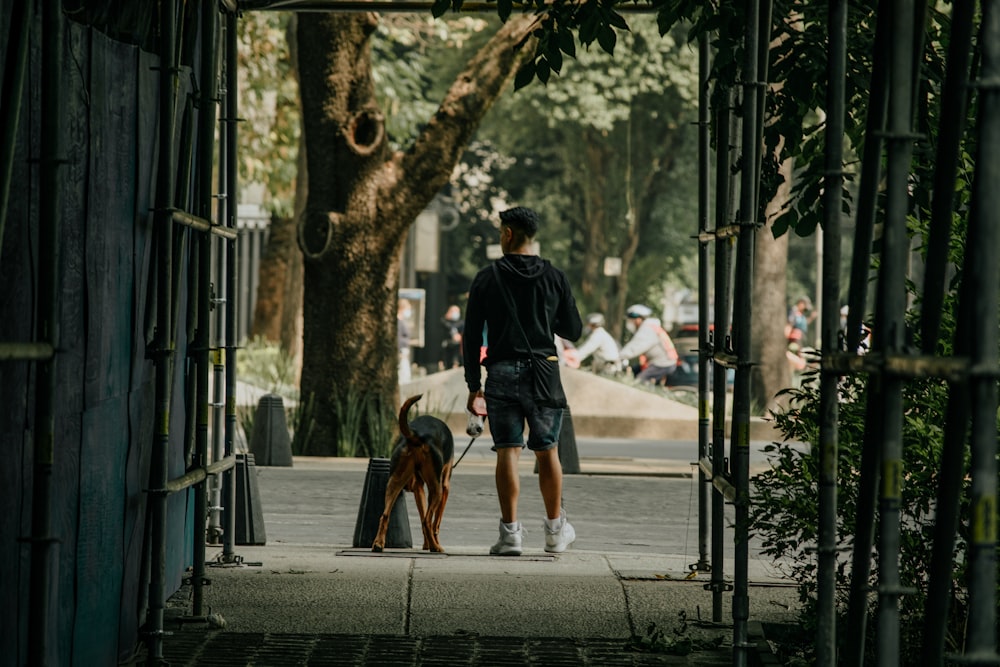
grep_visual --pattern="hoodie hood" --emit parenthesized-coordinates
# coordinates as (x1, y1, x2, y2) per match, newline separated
(497, 254, 550, 282)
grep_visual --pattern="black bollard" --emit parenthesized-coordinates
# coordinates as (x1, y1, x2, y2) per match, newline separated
(352, 458, 413, 549)
(234, 453, 267, 545)
(249, 394, 293, 466)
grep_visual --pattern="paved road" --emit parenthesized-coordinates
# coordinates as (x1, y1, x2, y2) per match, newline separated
(254, 454, 780, 567)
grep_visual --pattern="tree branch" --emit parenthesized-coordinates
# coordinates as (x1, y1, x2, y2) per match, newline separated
(381, 13, 539, 233)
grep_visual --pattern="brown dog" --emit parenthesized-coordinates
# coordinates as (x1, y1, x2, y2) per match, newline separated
(372, 394, 455, 553)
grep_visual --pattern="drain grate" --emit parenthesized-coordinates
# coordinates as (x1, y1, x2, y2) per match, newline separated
(146, 631, 734, 666)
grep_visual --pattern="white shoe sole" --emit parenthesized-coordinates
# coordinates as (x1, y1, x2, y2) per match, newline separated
(544, 528, 576, 553)
(490, 545, 523, 556)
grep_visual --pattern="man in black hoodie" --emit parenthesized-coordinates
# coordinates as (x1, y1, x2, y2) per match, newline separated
(464, 207, 583, 556)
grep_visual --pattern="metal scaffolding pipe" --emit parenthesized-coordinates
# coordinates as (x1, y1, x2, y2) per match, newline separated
(815, 2, 846, 664)
(730, 0, 764, 662)
(0, 0, 32, 271)
(842, 3, 891, 662)
(27, 3, 64, 664)
(694, 29, 712, 576)
(963, 2, 1000, 659)
(223, 8, 241, 564)
(207, 2, 234, 549)
(709, 84, 735, 625)
(0, 342, 55, 361)
(239, 0, 657, 12)
(147, 0, 179, 660)
(919, 0, 974, 352)
(844, 0, 890, 355)
(172, 209, 238, 240)
(163, 455, 237, 494)
(874, 1, 917, 661)
(698, 459, 738, 503)
(191, 0, 221, 619)
(916, 14, 979, 653)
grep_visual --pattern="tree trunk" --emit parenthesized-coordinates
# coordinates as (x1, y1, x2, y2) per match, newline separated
(750, 155, 792, 414)
(296, 12, 535, 455)
(578, 129, 610, 311)
(251, 211, 290, 343)
(250, 15, 305, 364)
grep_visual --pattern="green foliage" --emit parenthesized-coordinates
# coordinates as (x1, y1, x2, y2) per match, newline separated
(237, 336, 299, 400)
(752, 365, 998, 663)
(237, 12, 300, 217)
(334, 388, 394, 458)
(477, 16, 702, 313)
(628, 613, 725, 656)
(289, 392, 316, 456)
(372, 16, 493, 146)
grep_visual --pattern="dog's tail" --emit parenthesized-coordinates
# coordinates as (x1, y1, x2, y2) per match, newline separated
(398, 394, 423, 443)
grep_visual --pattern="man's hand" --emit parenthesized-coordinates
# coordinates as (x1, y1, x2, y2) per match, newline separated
(467, 390, 485, 415)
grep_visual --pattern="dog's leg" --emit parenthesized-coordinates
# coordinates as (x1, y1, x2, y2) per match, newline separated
(421, 464, 447, 553)
(430, 463, 453, 549)
(410, 480, 431, 551)
(372, 460, 413, 552)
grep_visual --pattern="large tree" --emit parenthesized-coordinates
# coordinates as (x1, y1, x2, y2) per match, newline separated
(295, 12, 536, 454)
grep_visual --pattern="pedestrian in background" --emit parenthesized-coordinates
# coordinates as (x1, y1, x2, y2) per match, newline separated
(463, 206, 583, 556)
(398, 298, 413, 384)
(786, 296, 815, 344)
(440, 304, 464, 370)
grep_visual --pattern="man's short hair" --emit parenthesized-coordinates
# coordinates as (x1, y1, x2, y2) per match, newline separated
(499, 207, 540, 238)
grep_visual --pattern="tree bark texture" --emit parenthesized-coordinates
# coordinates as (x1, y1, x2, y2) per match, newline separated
(578, 131, 610, 314)
(750, 155, 792, 414)
(296, 12, 535, 454)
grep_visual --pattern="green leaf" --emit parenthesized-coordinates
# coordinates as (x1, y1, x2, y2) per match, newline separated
(547, 43, 564, 73)
(579, 14, 599, 45)
(431, 0, 450, 18)
(536, 57, 551, 84)
(559, 29, 576, 57)
(606, 10, 629, 31)
(597, 24, 617, 54)
(497, 0, 513, 23)
(513, 60, 536, 90)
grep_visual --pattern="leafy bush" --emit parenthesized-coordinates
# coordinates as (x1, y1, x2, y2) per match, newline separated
(237, 336, 299, 400)
(750, 364, 996, 664)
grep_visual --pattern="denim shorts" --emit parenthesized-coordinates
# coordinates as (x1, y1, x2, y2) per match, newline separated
(484, 359, 564, 452)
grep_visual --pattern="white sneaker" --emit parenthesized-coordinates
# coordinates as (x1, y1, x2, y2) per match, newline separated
(490, 521, 523, 556)
(544, 511, 576, 553)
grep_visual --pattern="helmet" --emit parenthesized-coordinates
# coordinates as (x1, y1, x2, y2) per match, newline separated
(626, 304, 652, 319)
(586, 313, 605, 327)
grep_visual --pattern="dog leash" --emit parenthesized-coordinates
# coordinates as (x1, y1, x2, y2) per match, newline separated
(453, 435, 479, 469)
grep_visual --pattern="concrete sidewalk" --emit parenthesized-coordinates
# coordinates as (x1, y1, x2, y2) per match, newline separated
(153, 454, 801, 666)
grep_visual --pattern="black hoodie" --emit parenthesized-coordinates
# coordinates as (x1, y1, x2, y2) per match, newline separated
(463, 254, 582, 392)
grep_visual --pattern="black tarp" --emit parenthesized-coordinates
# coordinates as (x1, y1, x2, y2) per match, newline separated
(0, 6, 205, 664)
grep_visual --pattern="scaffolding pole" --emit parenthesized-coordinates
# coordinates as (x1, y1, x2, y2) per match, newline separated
(919, 2, 977, 663)
(730, 1, 763, 663)
(693, 29, 712, 576)
(190, 0, 221, 619)
(0, 0, 32, 269)
(963, 2, 1000, 660)
(147, 0, 179, 661)
(222, 6, 241, 564)
(708, 84, 735, 624)
(842, 4, 891, 665)
(874, 1, 917, 663)
(919, 1, 975, 352)
(815, 1, 846, 665)
(26, 3, 64, 665)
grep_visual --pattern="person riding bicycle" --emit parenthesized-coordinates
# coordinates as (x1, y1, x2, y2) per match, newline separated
(618, 304, 678, 385)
